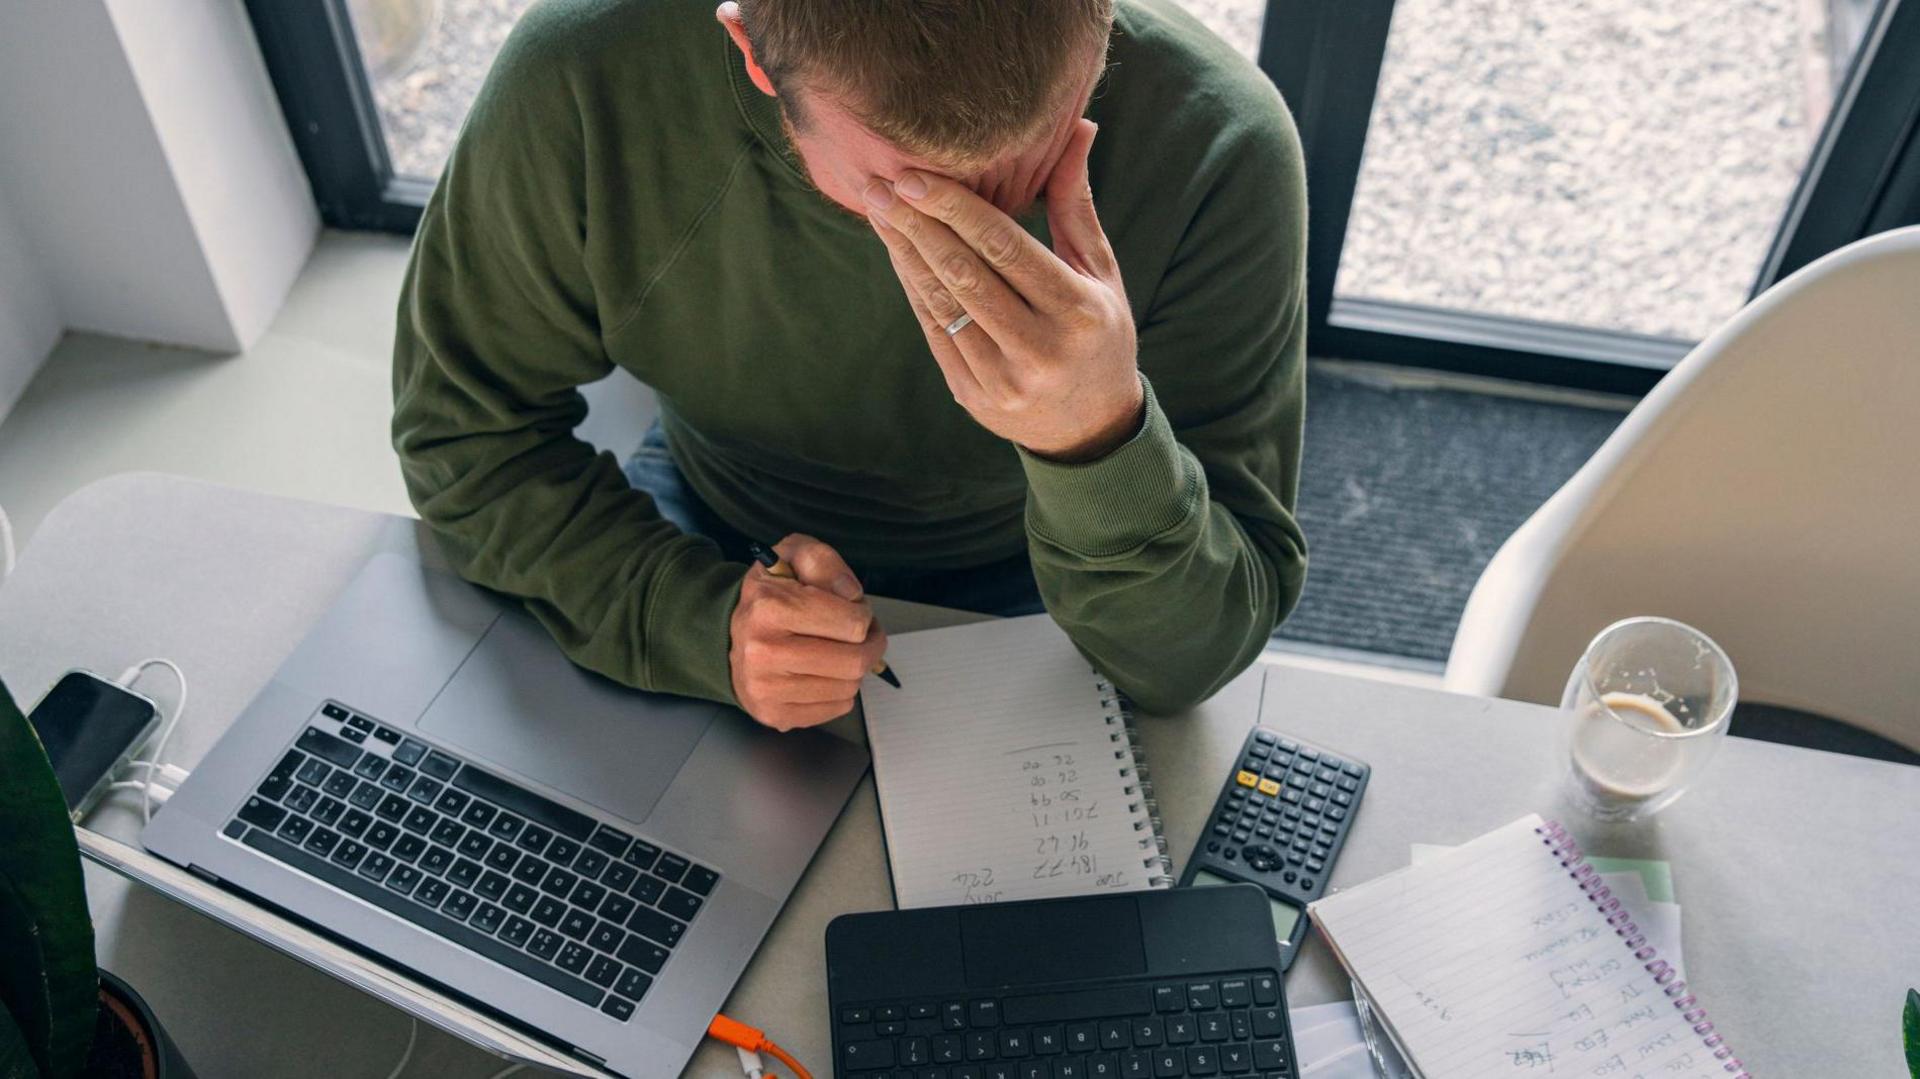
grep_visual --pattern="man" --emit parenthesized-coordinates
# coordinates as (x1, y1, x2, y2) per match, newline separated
(392, 0, 1307, 730)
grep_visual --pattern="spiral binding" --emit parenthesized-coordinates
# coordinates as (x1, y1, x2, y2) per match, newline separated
(1536, 820, 1749, 1079)
(1095, 676, 1174, 886)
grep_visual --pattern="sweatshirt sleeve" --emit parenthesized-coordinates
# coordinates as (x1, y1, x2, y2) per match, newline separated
(1020, 107, 1309, 715)
(391, 16, 741, 705)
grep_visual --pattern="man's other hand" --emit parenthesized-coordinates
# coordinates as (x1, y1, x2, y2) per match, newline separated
(728, 533, 886, 731)
(864, 118, 1144, 463)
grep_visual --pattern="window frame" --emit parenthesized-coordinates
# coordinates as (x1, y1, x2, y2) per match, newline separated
(1752, 0, 1920, 289)
(245, 0, 428, 233)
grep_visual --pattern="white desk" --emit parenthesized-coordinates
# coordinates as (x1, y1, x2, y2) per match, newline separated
(0, 474, 1912, 1076)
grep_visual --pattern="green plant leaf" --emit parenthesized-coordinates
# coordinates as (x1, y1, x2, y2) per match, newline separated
(0, 872, 54, 1079)
(1904, 987, 1919, 1079)
(0, 994, 44, 1079)
(0, 677, 96, 1078)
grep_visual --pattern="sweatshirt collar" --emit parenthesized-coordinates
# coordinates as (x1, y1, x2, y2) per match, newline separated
(725, 34, 810, 186)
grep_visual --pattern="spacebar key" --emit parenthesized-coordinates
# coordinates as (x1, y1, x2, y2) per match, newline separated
(450, 765, 595, 841)
(240, 828, 604, 1007)
(1003, 985, 1152, 1025)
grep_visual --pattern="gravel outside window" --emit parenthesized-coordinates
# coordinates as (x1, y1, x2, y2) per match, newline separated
(344, 0, 1851, 344)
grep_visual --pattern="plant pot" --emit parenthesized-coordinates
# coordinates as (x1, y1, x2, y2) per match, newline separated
(87, 970, 194, 1079)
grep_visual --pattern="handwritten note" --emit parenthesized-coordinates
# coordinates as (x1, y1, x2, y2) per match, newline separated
(1310, 816, 1727, 1079)
(861, 614, 1159, 908)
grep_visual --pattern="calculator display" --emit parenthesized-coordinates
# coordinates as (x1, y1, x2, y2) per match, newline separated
(1190, 869, 1301, 940)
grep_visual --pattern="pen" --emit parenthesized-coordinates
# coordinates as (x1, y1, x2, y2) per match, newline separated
(748, 543, 902, 688)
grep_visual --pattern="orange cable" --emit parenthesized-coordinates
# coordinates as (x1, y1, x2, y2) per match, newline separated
(758, 1038, 810, 1079)
(707, 1014, 814, 1079)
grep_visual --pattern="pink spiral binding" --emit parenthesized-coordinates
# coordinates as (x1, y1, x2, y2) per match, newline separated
(1535, 820, 1750, 1078)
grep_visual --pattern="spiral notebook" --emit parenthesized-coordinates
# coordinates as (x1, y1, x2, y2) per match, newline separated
(859, 614, 1169, 909)
(1307, 814, 1746, 1079)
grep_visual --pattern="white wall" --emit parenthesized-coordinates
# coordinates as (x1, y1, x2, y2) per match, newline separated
(0, 188, 63, 421)
(0, 1, 234, 350)
(108, 0, 318, 347)
(0, 0, 316, 357)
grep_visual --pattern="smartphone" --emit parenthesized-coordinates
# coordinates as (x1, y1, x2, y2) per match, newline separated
(27, 669, 161, 822)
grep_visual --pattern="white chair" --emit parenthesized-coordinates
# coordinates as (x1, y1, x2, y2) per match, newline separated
(1444, 226, 1920, 754)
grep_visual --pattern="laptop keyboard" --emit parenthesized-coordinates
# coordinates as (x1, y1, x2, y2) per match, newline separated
(220, 701, 719, 1023)
(837, 973, 1294, 1078)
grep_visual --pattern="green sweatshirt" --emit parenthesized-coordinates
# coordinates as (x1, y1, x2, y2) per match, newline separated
(392, 0, 1308, 715)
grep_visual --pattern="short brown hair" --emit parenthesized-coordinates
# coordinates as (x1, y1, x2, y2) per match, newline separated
(737, 0, 1113, 166)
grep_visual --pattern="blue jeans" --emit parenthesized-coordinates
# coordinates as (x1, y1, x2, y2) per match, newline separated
(622, 425, 1045, 617)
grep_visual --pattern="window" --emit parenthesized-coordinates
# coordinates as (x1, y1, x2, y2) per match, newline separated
(1337, 1, 1852, 343)
(244, 0, 539, 229)
(345, 0, 538, 181)
(250, 0, 1920, 390)
(1254, 0, 1920, 390)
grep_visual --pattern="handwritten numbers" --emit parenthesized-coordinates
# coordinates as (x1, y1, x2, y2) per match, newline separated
(953, 868, 1002, 904)
(1504, 1039, 1554, 1069)
(1016, 748, 1124, 890)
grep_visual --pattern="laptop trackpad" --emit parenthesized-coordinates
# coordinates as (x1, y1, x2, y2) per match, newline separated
(415, 609, 717, 826)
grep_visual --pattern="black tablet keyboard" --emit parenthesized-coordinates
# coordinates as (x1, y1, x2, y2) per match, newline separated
(837, 972, 1294, 1078)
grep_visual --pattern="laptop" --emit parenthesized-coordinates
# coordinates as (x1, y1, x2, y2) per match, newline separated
(142, 551, 869, 1077)
(825, 885, 1300, 1078)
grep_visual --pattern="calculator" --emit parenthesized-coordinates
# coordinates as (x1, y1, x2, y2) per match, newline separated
(1178, 726, 1369, 972)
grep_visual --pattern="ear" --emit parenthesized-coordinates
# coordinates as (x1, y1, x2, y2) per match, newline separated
(715, 2, 777, 97)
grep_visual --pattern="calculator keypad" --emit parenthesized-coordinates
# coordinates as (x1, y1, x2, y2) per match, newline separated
(1198, 728, 1367, 906)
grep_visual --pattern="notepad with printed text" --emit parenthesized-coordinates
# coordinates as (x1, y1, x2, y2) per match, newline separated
(1307, 814, 1747, 1079)
(859, 614, 1171, 909)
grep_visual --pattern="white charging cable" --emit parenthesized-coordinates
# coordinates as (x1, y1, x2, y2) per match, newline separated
(103, 658, 189, 823)
(383, 1015, 532, 1079)
(378, 1015, 533, 1079)
(0, 501, 16, 583)
(737, 1046, 769, 1078)
(384, 1016, 418, 1079)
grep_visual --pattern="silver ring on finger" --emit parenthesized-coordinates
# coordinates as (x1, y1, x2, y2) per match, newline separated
(943, 312, 974, 337)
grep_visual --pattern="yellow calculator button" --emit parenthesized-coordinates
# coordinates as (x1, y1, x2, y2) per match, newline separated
(1235, 770, 1259, 788)
(1257, 777, 1282, 796)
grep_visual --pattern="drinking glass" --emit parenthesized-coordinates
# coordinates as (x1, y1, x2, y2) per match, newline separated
(1561, 617, 1736, 822)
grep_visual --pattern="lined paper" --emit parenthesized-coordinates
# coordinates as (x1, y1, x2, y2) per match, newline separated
(1309, 816, 1723, 1079)
(861, 614, 1162, 909)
